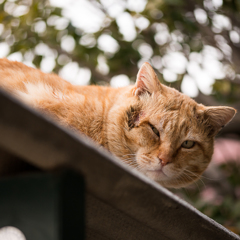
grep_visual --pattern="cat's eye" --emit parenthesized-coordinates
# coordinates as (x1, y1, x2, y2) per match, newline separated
(149, 124, 160, 137)
(181, 140, 195, 149)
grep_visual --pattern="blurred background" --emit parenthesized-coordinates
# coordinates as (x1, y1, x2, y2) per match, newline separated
(0, 0, 240, 235)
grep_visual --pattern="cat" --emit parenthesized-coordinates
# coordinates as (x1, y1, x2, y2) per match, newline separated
(0, 58, 236, 188)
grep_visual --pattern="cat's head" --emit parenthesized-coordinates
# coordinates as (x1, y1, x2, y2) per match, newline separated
(107, 62, 236, 188)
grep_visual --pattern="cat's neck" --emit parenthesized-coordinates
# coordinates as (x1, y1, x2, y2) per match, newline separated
(68, 85, 132, 148)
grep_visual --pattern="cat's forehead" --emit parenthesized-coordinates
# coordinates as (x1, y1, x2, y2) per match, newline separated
(141, 85, 202, 129)
(163, 99, 199, 123)
(159, 111, 196, 133)
(156, 111, 203, 145)
(153, 89, 198, 116)
(146, 92, 202, 136)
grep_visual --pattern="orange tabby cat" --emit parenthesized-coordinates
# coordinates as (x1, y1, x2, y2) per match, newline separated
(0, 58, 236, 188)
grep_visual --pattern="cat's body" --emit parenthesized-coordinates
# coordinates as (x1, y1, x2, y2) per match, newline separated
(0, 59, 121, 146)
(0, 58, 236, 188)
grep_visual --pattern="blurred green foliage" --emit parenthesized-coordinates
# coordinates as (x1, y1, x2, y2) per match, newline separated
(0, 0, 240, 102)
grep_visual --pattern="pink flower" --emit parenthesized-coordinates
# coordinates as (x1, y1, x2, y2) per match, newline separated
(212, 138, 240, 165)
(200, 187, 222, 205)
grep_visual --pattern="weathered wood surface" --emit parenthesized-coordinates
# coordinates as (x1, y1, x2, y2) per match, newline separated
(0, 89, 239, 240)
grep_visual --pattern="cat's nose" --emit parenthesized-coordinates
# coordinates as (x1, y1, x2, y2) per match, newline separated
(157, 154, 171, 167)
(159, 158, 169, 167)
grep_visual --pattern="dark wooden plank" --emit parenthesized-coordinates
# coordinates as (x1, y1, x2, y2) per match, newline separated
(85, 194, 171, 240)
(0, 89, 239, 240)
(0, 171, 85, 240)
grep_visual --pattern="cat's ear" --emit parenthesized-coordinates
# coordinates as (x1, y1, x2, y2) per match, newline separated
(133, 62, 161, 96)
(204, 106, 236, 135)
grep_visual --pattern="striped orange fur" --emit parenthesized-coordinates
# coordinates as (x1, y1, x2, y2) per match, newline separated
(0, 58, 236, 188)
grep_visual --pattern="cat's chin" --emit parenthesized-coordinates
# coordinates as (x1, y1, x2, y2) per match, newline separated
(145, 169, 185, 188)
(145, 169, 169, 181)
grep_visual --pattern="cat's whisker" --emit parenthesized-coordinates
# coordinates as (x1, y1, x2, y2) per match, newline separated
(122, 157, 133, 160)
(179, 173, 190, 185)
(118, 142, 135, 157)
(122, 161, 136, 166)
(183, 168, 206, 180)
(122, 160, 137, 167)
(183, 169, 202, 181)
(200, 172, 225, 181)
(121, 156, 136, 161)
(132, 162, 145, 171)
(123, 153, 136, 156)
(177, 175, 193, 190)
(180, 171, 202, 191)
(140, 156, 153, 163)
(122, 154, 136, 158)
(134, 166, 145, 172)
(135, 164, 144, 169)
(121, 158, 138, 168)
(181, 171, 197, 184)
(197, 175, 217, 181)
(174, 175, 189, 189)
(183, 169, 206, 188)
(182, 186, 190, 197)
